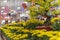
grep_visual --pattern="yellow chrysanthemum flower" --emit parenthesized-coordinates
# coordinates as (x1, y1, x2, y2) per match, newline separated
(51, 17, 60, 23)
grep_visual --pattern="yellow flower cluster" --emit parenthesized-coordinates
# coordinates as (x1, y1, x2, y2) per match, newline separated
(18, 21, 26, 26)
(30, 30, 60, 40)
(50, 17, 60, 23)
(0, 27, 29, 40)
(1, 26, 60, 40)
(26, 19, 45, 25)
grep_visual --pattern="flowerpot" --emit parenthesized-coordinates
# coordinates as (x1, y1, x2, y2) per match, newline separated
(36, 26, 52, 31)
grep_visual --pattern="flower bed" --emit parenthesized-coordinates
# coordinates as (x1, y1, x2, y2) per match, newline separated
(1, 0, 60, 40)
(0, 17, 60, 40)
(0, 22, 60, 40)
(1, 26, 60, 40)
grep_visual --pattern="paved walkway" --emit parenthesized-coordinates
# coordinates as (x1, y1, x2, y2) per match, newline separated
(0, 31, 6, 40)
(0, 31, 2, 40)
(0, 36, 2, 40)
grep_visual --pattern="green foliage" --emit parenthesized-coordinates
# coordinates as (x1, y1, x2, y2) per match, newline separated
(29, 6, 38, 18)
(52, 21, 60, 31)
(42, 35, 49, 40)
(25, 0, 32, 2)
(28, 0, 55, 18)
(25, 19, 44, 29)
(27, 0, 60, 18)
(27, 35, 49, 40)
